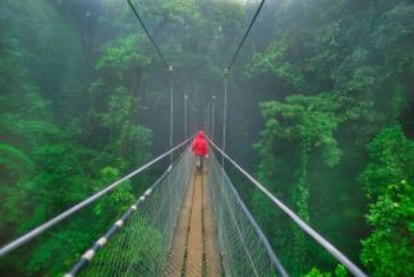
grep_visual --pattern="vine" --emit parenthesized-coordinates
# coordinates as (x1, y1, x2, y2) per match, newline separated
(292, 136, 311, 273)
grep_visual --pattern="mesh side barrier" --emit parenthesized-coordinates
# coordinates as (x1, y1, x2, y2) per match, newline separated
(208, 153, 283, 277)
(78, 149, 193, 277)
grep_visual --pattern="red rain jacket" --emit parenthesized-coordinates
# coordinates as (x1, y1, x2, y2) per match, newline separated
(191, 131, 209, 157)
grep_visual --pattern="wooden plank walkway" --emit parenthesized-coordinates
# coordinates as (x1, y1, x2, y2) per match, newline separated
(165, 166, 222, 277)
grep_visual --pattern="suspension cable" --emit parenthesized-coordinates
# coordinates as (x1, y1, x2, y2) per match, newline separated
(208, 138, 367, 277)
(126, 0, 175, 164)
(0, 139, 191, 258)
(226, 0, 266, 73)
(126, 0, 170, 69)
(220, 0, 265, 167)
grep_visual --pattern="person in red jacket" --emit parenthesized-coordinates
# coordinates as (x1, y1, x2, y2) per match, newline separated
(191, 130, 209, 171)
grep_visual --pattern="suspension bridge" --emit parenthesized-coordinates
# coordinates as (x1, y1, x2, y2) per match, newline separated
(0, 1, 367, 276)
(0, 138, 366, 277)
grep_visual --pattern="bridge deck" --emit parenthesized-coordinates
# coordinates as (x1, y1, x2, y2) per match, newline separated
(165, 166, 222, 276)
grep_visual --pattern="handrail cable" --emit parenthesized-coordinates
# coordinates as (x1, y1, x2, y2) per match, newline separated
(218, 161, 288, 276)
(126, 0, 170, 69)
(220, 173, 260, 277)
(208, 138, 367, 277)
(66, 165, 173, 277)
(0, 138, 191, 258)
(225, 0, 266, 73)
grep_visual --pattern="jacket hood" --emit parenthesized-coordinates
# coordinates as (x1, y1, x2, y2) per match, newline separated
(196, 131, 205, 138)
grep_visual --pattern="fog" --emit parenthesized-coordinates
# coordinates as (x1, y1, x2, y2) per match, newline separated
(1, 0, 413, 276)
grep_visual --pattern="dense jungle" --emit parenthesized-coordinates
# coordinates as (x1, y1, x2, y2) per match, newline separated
(0, 0, 413, 276)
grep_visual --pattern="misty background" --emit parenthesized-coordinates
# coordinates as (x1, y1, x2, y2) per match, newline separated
(1, 0, 413, 276)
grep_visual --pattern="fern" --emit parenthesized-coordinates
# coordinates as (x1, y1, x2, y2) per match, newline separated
(0, 143, 33, 174)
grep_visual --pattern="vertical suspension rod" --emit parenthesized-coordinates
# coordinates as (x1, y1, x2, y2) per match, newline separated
(184, 94, 188, 139)
(211, 95, 216, 142)
(222, 69, 228, 167)
(169, 66, 174, 164)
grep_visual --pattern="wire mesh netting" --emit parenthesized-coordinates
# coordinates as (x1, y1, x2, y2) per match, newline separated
(208, 153, 286, 277)
(77, 148, 193, 277)
(208, 142, 367, 277)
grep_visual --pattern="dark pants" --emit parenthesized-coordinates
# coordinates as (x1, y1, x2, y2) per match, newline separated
(196, 156, 203, 171)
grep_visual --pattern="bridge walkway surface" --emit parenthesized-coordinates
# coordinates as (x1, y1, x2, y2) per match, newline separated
(165, 166, 222, 277)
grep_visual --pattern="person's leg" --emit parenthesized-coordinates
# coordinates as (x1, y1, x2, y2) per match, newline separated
(196, 156, 201, 171)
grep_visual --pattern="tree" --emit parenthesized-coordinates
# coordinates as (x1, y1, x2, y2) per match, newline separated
(255, 93, 344, 274)
(359, 125, 414, 276)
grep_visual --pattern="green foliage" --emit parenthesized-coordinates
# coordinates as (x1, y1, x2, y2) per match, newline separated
(250, 1, 414, 275)
(93, 167, 135, 219)
(84, 218, 164, 277)
(255, 93, 346, 274)
(304, 267, 332, 277)
(359, 125, 414, 276)
(359, 125, 414, 199)
(26, 229, 95, 276)
(100, 87, 133, 129)
(258, 93, 344, 168)
(0, 143, 33, 174)
(1, 0, 413, 276)
(0, 1, 154, 276)
(96, 35, 151, 72)
(303, 264, 348, 277)
(334, 265, 348, 277)
(249, 41, 307, 90)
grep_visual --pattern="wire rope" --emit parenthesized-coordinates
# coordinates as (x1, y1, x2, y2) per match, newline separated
(126, 0, 170, 69)
(221, 0, 266, 168)
(0, 139, 190, 258)
(126, 0, 175, 164)
(208, 138, 368, 277)
(226, 0, 266, 73)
